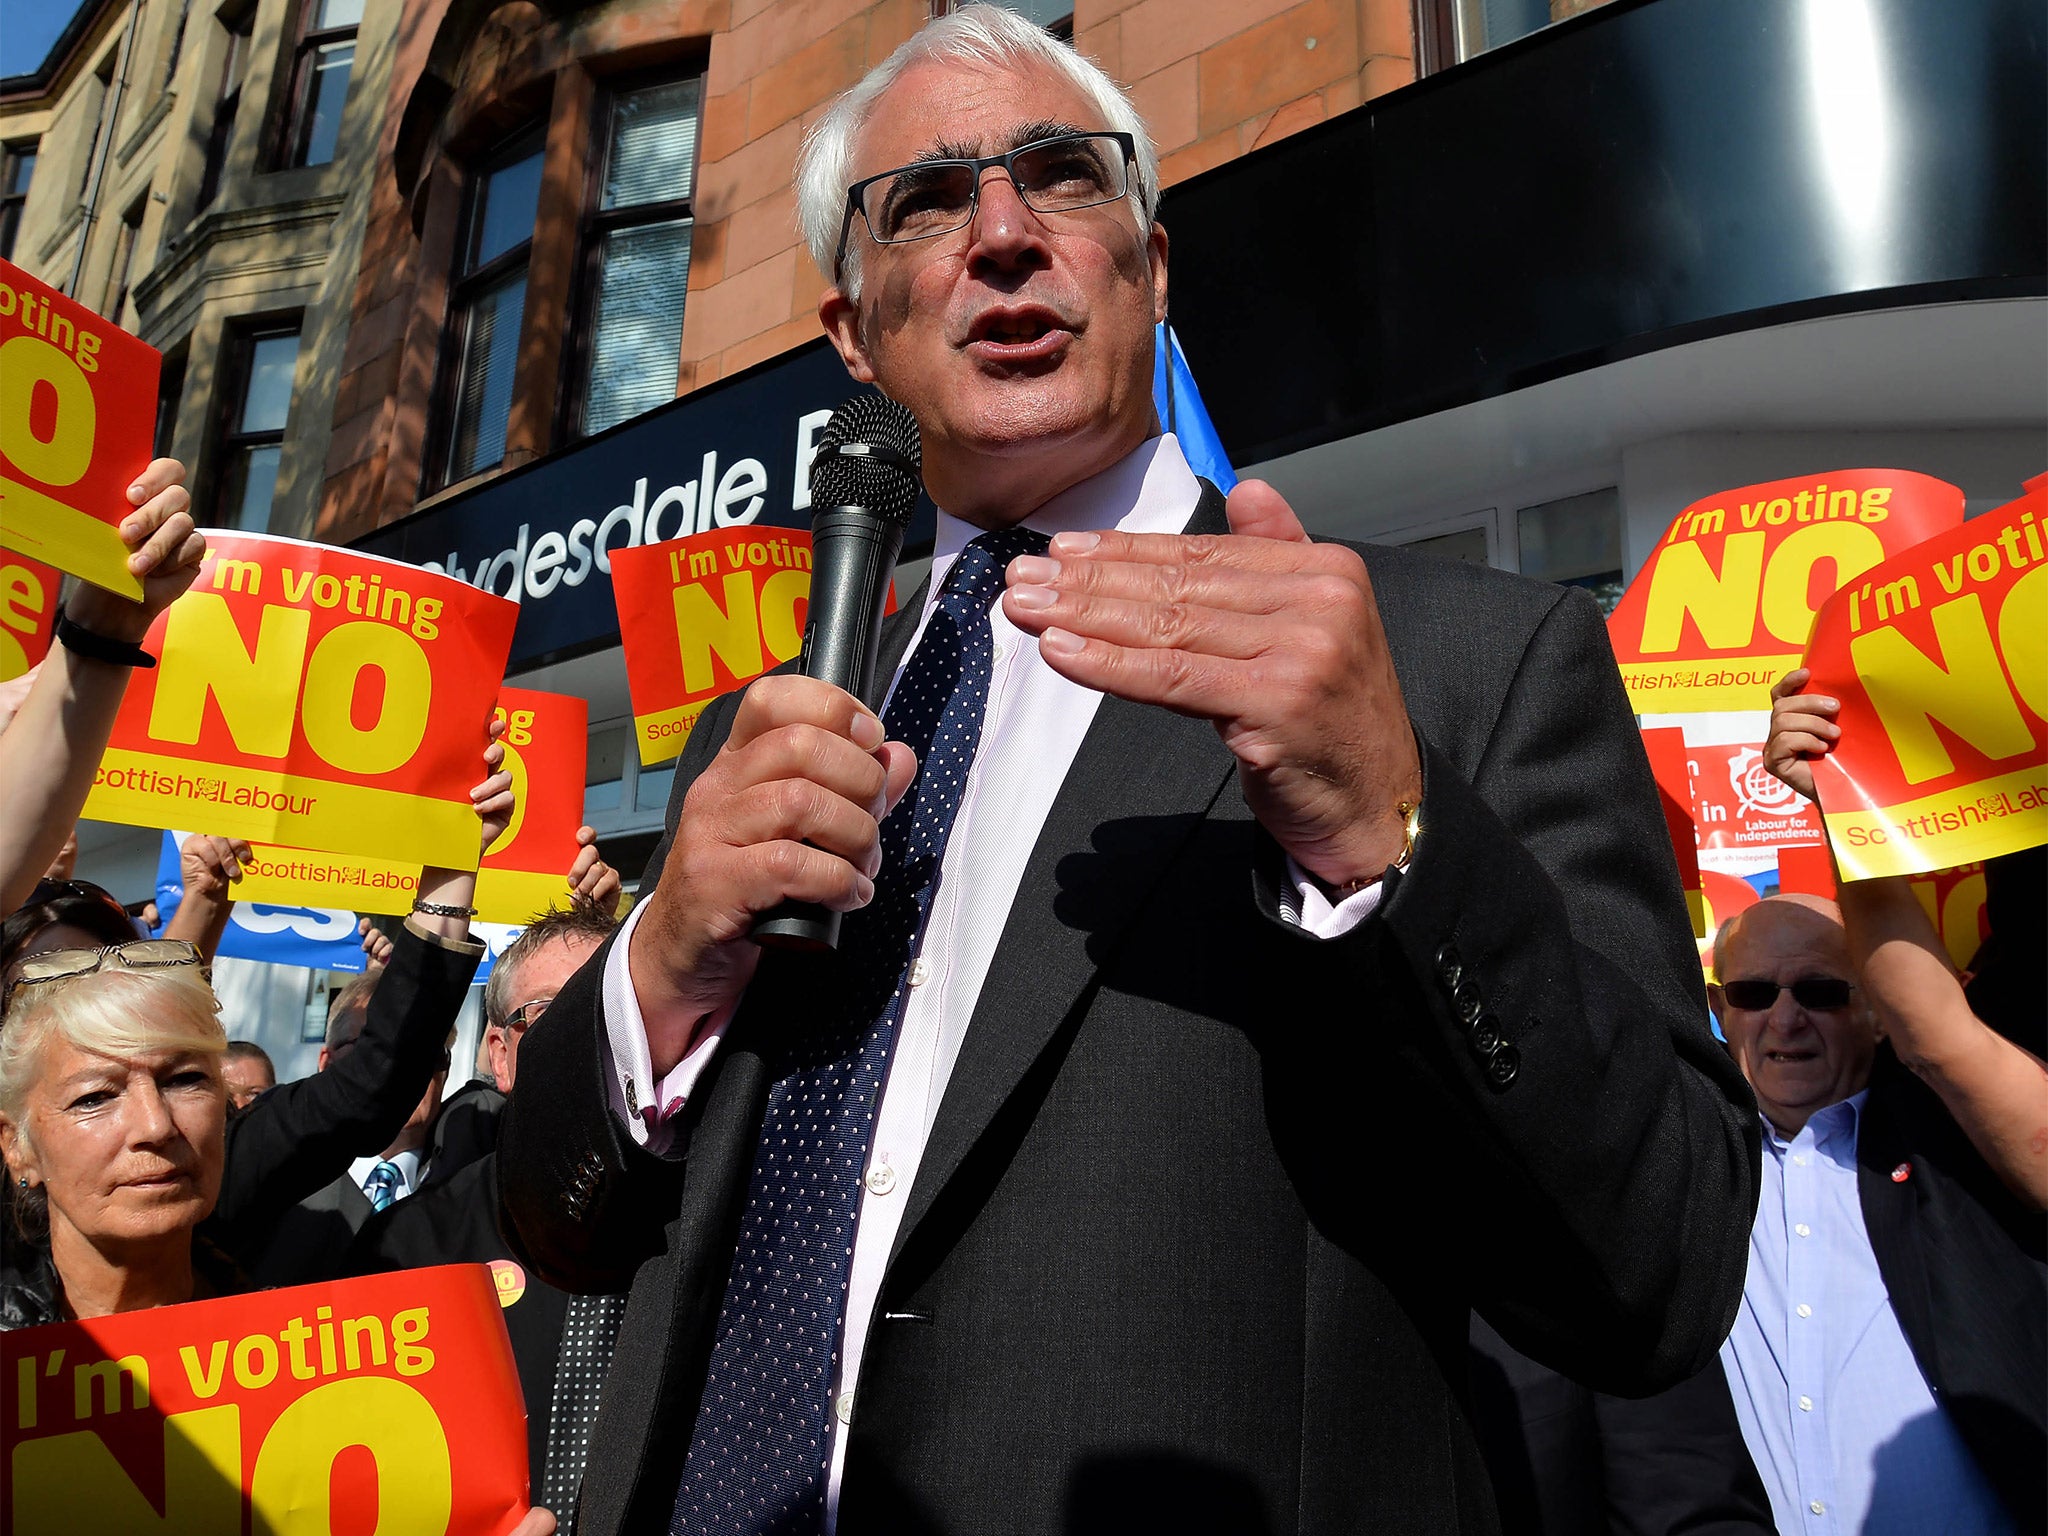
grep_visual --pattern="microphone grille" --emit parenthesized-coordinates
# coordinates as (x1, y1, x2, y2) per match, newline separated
(808, 392, 923, 525)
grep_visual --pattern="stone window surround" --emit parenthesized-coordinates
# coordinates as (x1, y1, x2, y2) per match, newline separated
(380, 29, 711, 522)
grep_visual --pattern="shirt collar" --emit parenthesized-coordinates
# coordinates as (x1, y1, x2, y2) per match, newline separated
(350, 1148, 425, 1191)
(1763, 1088, 1869, 1158)
(925, 433, 1203, 610)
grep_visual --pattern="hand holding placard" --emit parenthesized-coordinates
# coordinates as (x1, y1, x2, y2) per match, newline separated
(0, 259, 167, 600)
(1795, 477, 2048, 877)
(80, 531, 519, 868)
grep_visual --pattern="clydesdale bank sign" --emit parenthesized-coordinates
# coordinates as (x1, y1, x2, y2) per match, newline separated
(356, 340, 935, 670)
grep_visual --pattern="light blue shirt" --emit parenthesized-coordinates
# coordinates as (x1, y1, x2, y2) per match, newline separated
(1718, 1093, 2014, 1536)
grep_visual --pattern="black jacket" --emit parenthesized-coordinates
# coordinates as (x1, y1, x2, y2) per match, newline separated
(211, 920, 483, 1275)
(1467, 1316, 1776, 1536)
(499, 488, 1761, 1536)
(0, 1232, 249, 1331)
(1857, 1045, 2046, 1529)
(348, 1149, 571, 1476)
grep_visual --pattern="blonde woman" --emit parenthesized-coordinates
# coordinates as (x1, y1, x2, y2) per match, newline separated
(0, 944, 231, 1324)
(0, 947, 561, 1534)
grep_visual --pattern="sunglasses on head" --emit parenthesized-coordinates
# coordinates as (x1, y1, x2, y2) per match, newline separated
(1722, 976, 1854, 1012)
(3, 938, 205, 1015)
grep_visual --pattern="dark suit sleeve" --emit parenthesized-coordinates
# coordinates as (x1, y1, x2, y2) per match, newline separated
(496, 687, 746, 1292)
(205, 921, 482, 1247)
(1274, 586, 1759, 1393)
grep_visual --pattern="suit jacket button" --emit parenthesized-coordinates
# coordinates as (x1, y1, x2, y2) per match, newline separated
(1485, 1044, 1520, 1092)
(1435, 943, 1463, 986)
(1453, 978, 1484, 1024)
(1469, 1015, 1504, 1057)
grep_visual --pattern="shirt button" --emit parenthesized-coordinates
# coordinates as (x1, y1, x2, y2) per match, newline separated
(1795, 1223, 1811, 1238)
(1810, 1500, 1826, 1515)
(1796, 1303, 1813, 1318)
(908, 958, 932, 987)
(864, 1163, 897, 1196)
(835, 1392, 854, 1425)
(1798, 1395, 1814, 1411)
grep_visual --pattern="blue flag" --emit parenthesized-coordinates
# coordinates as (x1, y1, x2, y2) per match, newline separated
(1153, 321, 1236, 492)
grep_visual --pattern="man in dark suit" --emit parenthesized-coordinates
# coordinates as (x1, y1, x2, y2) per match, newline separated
(351, 903, 625, 1533)
(498, 11, 1758, 1534)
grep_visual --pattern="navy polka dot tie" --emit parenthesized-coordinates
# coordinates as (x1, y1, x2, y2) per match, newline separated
(670, 527, 1051, 1535)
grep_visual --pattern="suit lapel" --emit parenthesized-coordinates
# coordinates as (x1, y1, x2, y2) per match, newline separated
(888, 484, 1235, 1268)
(868, 572, 930, 710)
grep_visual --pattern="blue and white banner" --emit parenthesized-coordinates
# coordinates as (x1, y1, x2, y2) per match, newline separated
(1153, 321, 1236, 493)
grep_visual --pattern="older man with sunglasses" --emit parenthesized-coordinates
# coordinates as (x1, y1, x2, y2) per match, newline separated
(1708, 895, 2043, 1536)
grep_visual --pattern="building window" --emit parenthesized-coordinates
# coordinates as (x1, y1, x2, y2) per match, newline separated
(434, 129, 545, 488)
(573, 77, 701, 438)
(106, 193, 147, 325)
(217, 325, 301, 530)
(155, 344, 188, 458)
(942, 0, 1072, 34)
(197, 12, 253, 210)
(1517, 487, 1624, 613)
(279, 0, 363, 169)
(162, 0, 195, 87)
(78, 52, 118, 197)
(1418, 0, 1563, 71)
(0, 143, 35, 260)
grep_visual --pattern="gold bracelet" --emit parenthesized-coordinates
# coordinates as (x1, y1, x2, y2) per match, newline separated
(1328, 799, 1422, 899)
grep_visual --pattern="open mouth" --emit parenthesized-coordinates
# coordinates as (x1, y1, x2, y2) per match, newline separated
(1764, 1049, 1819, 1064)
(965, 306, 1071, 359)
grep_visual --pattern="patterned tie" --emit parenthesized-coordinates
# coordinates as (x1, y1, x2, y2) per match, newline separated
(670, 527, 1050, 1535)
(361, 1160, 403, 1213)
(540, 1291, 629, 1535)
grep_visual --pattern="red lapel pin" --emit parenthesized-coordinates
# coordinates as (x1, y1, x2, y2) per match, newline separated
(1891, 1162, 1911, 1183)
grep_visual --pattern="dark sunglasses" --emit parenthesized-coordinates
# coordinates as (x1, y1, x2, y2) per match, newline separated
(1722, 976, 1854, 1012)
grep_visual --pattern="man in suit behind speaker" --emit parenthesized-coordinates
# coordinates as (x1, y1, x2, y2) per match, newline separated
(499, 10, 1760, 1533)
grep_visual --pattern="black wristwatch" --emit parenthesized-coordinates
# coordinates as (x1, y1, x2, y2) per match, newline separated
(55, 612, 157, 669)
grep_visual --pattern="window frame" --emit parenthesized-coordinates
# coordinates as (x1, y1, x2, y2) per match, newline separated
(105, 191, 148, 326)
(560, 69, 703, 443)
(425, 125, 548, 493)
(276, 0, 362, 170)
(196, 11, 253, 210)
(0, 141, 36, 261)
(213, 320, 303, 530)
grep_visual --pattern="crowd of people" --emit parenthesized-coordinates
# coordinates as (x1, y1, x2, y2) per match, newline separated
(0, 10, 2041, 1536)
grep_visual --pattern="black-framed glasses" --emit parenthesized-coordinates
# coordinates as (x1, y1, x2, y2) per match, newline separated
(1721, 976, 1855, 1012)
(3, 939, 205, 1015)
(835, 130, 1137, 278)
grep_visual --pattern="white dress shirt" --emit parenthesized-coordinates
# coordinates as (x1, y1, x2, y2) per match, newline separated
(347, 1148, 424, 1205)
(601, 433, 1380, 1524)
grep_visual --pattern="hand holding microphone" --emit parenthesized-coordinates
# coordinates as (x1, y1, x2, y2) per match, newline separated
(625, 396, 923, 1076)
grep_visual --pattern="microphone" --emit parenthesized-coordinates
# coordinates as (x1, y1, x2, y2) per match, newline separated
(752, 393, 923, 951)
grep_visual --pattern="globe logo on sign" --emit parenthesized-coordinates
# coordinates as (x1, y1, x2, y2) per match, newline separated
(1729, 746, 1802, 819)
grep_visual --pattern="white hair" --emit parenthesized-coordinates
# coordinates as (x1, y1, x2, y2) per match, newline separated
(796, 3, 1161, 297)
(0, 967, 224, 1136)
